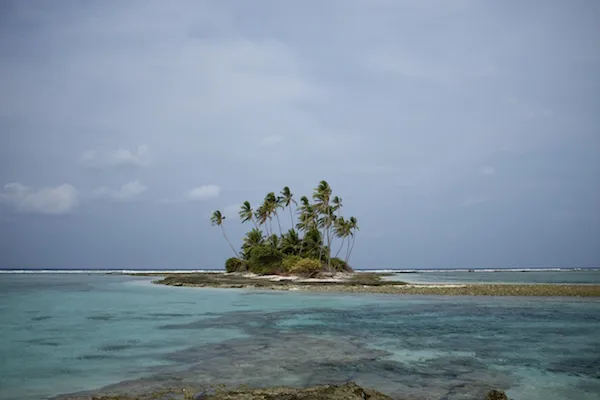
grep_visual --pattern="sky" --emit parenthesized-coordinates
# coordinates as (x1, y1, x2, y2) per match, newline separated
(1, 0, 599, 270)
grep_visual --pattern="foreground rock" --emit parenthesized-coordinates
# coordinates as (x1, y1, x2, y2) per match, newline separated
(80, 383, 510, 400)
(66, 383, 391, 400)
(484, 389, 509, 400)
(196, 382, 393, 400)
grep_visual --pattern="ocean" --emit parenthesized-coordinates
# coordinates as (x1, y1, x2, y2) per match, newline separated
(1, 271, 599, 400)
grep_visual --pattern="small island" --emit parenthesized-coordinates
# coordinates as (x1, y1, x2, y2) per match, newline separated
(210, 180, 357, 277)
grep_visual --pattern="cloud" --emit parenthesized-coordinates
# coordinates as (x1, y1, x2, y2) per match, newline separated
(156, 184, 221, 204)
(93, 180, 148, 201)
(366, 50, 497, 86)
(366, 51, 454, 85)
(79, 145, 151, 168)
(523, 109, 553, 120)
(189, 185, 220, 201)
(506, 97, 553, 120)
(460, 196, 487, 207)
(480, 166, 496, 176)
(0, 183, 79, 214)
(260, 134, 284, 147)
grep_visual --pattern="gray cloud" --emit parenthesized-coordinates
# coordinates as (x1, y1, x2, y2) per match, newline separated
(0, 0, 598, 269)
(188, 185, 221, 201)
(80, 145, 151, 168)
(157, 184, 221, 204)
(93, 180, 148, 202)
(0, 183, 79, 214)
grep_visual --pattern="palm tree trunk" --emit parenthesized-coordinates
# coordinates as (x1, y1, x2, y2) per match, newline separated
(299, 234, 305, 256)
(327, 226, 332, 265)
(319, 226, 326, 262)
(221, 226, 239, 258)
(275, 212, 283, 236)
(326, 211, 332, 268)
(345, 237, 351, 262)
(335, 237, 345, 258)
(348, 233, 356, 262)
(289, 207, 294, 230)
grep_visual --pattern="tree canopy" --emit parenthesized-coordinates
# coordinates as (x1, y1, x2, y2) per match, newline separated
(211, 180, 359, 276)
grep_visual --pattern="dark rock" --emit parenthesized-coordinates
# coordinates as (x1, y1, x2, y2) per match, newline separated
(199, 382, 392, 400)
(484, 389, 508, 400)
(77, 383, 391, 400)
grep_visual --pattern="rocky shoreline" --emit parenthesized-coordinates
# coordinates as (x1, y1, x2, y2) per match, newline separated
(151, 272, 600, 297)
(56, 381, 510, 400)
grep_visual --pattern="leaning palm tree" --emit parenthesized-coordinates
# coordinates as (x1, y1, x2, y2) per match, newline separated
(296, 197, 318, 256)
(255, 205, 270, 236)
(210, 210, 239, 258)
(332, 196, 342, 218)
(346, 216, 359, 263)
(280, 186, 297, 229)
(334, 216, 350, 258)
(264, 192, 281, 236)
(239, 201, 258, 229)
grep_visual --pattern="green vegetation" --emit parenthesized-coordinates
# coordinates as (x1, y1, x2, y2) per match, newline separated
(211, 181, 358, 275)
(225, 257, 246, 273)
(289, 258, 322, 276)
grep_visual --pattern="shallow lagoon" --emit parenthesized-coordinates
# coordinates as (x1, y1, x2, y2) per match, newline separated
(1, 273, 599, 400)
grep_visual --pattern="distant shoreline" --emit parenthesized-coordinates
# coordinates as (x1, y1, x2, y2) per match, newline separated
(151, 272, 600, 297)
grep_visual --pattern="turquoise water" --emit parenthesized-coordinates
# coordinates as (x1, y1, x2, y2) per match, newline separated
(1, 274, 599, 400)
(383, 270, 600, 284)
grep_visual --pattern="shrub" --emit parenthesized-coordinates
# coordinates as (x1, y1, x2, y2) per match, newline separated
(225, 257, 246, 273)
(290, 258, 322, 277)
(330, 257, 354, 272)
(282, 255, 302, 273)
(247, 245, 284, 275)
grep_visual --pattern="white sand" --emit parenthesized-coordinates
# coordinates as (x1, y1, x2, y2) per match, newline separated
(238, 272, 351, 283)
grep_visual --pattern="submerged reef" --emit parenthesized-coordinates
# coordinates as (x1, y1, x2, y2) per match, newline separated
(60, 382, 510, 400)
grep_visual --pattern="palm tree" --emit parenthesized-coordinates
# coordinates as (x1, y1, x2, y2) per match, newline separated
(268, 234, 281, 249)
(346, 216, 359, 263)
(264, 192, 281, 236)
(210, 210, 239, 258)
(332, 196, 342, 218)
(281, 228, 302, 255)
(296, 196, 318, 256)
(239, 201, 258, 229)
(242, 228, 264, 259)
(334, 216, 350, 258)
(280, 186, 297, 229)
(255, 205, 270, 236)
(302, 228, 323, 259)
(313, 181, 332, 266)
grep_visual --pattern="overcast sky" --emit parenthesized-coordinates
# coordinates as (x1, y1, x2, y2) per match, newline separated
(1, 0, 599, 270)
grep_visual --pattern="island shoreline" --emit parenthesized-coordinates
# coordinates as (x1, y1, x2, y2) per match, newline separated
(147, 272, 600, 297)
